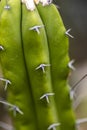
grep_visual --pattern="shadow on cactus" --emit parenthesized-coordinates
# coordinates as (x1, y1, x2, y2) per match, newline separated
(0, 0, 84, 130)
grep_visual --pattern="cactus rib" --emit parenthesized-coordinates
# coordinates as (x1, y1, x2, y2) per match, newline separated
(0, 0, 76, 130)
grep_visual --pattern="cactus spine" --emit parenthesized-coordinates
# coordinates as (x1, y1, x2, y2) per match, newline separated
(0, 0, 76, 130)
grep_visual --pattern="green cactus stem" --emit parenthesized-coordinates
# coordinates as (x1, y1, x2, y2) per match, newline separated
(0, 0, 76, 130)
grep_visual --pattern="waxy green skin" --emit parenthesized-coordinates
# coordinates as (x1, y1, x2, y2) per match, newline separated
(0, 0, 37, 130)
(0, 0, 76, 130)
(37, 4, 76, 130)
(22, 4, 59, 130)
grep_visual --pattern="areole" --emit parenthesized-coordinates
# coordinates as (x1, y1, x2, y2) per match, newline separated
(22, 0, 52, 10)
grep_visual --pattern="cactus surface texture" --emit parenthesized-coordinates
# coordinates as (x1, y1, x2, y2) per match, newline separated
(0, 0, 76, 130)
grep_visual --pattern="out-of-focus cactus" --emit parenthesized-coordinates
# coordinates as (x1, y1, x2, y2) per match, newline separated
(0, 0, 76, 130)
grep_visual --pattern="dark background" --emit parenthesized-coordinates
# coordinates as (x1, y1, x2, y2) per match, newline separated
(55, 0, 87, 62)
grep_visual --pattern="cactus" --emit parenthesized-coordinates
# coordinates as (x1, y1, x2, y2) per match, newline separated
(0, 0, 76, 130)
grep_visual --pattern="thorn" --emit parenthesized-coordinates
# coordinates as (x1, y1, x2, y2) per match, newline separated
(70, 74, 87, 103)
(4, 5, 10, 10)
(0, 46, 4, 51)
(47, 0, 53, 4)
(22, 0, 35, 11)
(9, 105, 24, 116)
(35, 64, 51, 73)
(65, 29, 74, 38)
(0, 121, 13, 130)
(29, 25, 44, 34)
(48, 123, 60, 130)
(40, 93, 55, 103)
(76, 118, 87, 129)
(71, 74, 87, 91)
(76, 118, 87, 125)
(0, 78, 11, 90)
(68, 59, 76, 71)
(4, 0, 10, 10)
(0, 99, 23, 116)
(70, 89, 74, 100)
(40, 0, 53, 6)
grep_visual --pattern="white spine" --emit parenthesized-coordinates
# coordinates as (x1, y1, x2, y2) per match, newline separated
(22, 0, 35, 11)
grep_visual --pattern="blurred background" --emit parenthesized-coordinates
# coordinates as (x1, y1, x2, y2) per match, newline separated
(0, 0, 87, 129)
(56, 0, 87, 130)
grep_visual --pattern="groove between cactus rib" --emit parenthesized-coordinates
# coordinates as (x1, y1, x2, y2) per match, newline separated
(35, 2, 60, 125)
(36, 2, 60, 119)
(22, 2, 57, 130)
